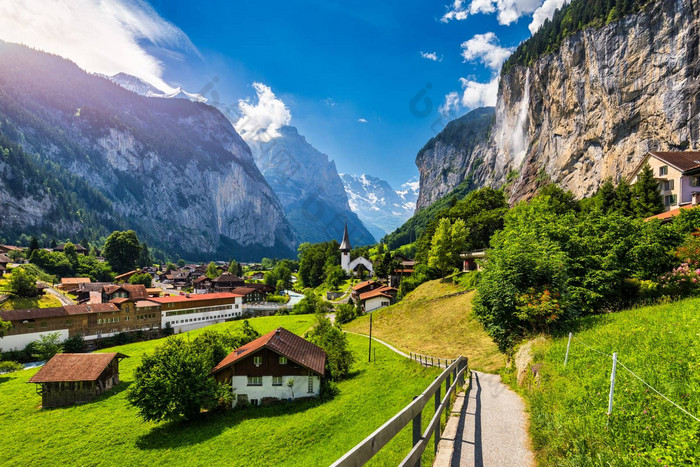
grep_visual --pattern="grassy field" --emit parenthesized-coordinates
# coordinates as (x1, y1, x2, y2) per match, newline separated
(507, 298, 700, 466)
(0, 270, 63, 310)
(344, 279, 505, 372)
(0, 314, 443, 466)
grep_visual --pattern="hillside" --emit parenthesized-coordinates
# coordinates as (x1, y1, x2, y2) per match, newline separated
(344, 279, 504, 372)
(511, 298, 700, 465)
(0, 315, 443, 466)
(0, 41, 296, 260)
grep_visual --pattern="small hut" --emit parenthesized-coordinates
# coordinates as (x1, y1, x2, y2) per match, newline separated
(28, 353, 128, 408)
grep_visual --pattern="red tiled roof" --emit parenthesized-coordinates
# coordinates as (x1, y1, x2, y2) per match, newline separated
(360, 286, 398, 301)
(645, 205, 699, 222)
(0, 253, 11, 264)
(60, 277, 91, 285)
(649, 151, 700, 172)
(352, 280, 379, 292)
(64, 303, 119, 315)
(211, 328, 326, 376)
(149, 292, 242, 304)
(0, 306, 67, 321)
(103, 284, 148, 299)
(28, 353, 128, 383)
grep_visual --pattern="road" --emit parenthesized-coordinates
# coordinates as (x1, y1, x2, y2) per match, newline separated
(43, 285, 75, 306)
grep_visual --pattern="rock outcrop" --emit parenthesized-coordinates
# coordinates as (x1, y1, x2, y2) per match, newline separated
(416, 0, 700, 207)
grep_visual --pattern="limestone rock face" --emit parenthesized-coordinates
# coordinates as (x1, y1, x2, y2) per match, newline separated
(417, 0, 700, 206)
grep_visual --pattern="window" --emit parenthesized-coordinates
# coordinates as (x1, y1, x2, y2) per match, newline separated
(41, 322, 47, 328)
(659, 165, 668, 176)
(250, 398, 260, 406)
(308, 374, 314, 393)
(253, 356, 262, 366)
(279, 356, 287, 365)
(665, 194, 678, 206)
(272, 376, 283, 386)
(662, 180, 674, 191)
(247, 376, 262, 386)
(691, 176, 700, 187)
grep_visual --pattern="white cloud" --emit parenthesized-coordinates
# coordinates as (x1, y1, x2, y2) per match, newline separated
(234, 83, 292, 142)
(529, 0, 569, 34)
(440, 76, 499, 115)
(442, 0, 542, 25)
(460, 33, 513, 70)
(0, 0, 198, 93)
(358, 118, 368, 123)
(420, 51, 443, 62)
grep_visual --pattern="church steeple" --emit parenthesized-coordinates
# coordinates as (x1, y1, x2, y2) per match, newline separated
(339, 221, 352, 252)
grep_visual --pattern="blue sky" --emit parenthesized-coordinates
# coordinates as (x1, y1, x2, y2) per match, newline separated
(0, 0, 567, 188)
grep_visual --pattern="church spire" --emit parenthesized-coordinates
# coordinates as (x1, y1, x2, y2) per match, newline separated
(339, 220, 352, 252)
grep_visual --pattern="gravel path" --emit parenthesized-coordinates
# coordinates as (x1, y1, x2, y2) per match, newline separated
(342, 331, 410, 358)
(435, 371, 534, 467)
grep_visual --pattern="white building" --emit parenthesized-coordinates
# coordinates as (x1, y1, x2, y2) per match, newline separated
(339, 221, 374, 276)
(211, 327, 326, 407)
(628, 151, 700, 209)
(149, 292, 244, 334)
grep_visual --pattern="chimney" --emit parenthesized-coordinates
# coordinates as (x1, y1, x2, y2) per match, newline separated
(275, 328, 281, 334)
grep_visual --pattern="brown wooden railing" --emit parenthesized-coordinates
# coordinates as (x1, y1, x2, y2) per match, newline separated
(409, 352, 456, 369)
(331, 356, 469, 467)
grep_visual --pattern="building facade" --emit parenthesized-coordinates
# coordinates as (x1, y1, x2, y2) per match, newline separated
(150, 292, 243, 334)
(629, 151, 700, 210)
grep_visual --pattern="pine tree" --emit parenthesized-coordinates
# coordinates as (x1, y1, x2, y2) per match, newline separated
(138, 243, 153, 268)
(632, 164, 664, 218)
(614, 178, 634, 216)
(28, 236, 39, 255)
(596, 178, 616, 213)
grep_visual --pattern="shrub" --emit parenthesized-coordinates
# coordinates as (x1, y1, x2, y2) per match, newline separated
(63, 335, 86, 353)
(161, 322, 174, 337)
(7, 267, 38, 297)
(658, 263, 700, 297)
(335, 304, 357, 324)
(674, 234, 700, 265)
(0, 360, 22, 373)
(292, 291, 332, 315)
(305, 315, 354, 380)
(129, 273, 152, 288)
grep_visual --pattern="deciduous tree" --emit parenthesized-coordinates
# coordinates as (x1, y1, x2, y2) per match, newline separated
(103, 230, 141, 274)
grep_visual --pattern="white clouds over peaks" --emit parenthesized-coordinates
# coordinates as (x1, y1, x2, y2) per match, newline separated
(529, 0, 569, 34)
(440, 77, 499, 115)
(0, 0, 198, 93)
(420, 51, 443, 62)
(235, 83, 292, 142)
(460, 33, 513, 70)
(442, 0, 542, 25)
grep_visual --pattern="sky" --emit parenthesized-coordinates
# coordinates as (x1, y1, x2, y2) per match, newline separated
(0, 0, 568, 188)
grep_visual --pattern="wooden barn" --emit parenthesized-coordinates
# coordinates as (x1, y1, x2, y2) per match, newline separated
(28, 353, 128, 408)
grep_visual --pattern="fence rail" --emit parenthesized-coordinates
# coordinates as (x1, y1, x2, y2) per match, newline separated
(332, 356, 469, 467)
(409, 352, 456, 369)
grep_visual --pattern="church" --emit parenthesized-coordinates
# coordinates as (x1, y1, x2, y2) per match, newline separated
(339, 222, 374, 276)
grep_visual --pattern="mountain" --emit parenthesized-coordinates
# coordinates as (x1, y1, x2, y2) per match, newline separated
(108, 72, 207, 102)
(247, 125, 375, 245)
(340, 174, 418, 239)
(0, 41, 296, 261)
(415, 0, 700, 208)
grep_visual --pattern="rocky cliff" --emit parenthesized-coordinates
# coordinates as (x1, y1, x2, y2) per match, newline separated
(247, 126, 376, 245)
(0, 41, 296, 260)
(416, 0, 700, 208)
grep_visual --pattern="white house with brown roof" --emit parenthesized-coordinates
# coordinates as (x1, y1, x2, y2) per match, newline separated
(211, 327, 326, 407)
(629, 151, 700, 210)
(359, 286, 398, 312)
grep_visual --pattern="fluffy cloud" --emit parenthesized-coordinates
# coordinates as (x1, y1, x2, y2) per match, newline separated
(442, 0, 542, 25)
(0, 0, 198, 93)
(460, 33, 513, 70)
(529, 0, 569, 34)
(420, 51, 443, 62)
(440, 77, 499, 115)
(358, 118, 368, 123)
(234, 83, 292, 142)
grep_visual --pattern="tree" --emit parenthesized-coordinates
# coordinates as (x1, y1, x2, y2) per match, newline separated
(8, 267, 37, 297)
(286, 378, 295, 399)
(129, 273, 153, 288)
(50, 239, 57, 249)
(335, 303, 357, 324)
(428, 218, 454, 278)
(31, 332, 63, 361)
(177, 259, 186, 267)
(205, 262, 221, 280)
(305, 315, 355, 380)
(596, 178, 616, 213)
(80, 237, 90, 250)
(632, 164, 664, 218)
(127, 337, 227, 422)
(165, 262, 177, 272)
(28, 236, 40, 255)
(229, 259, 242, 277)
(0, 318, 10, 337)
(614, 179, 634, 216)
(63, 242, 78, 268)
(103, 230, 141, 274)
(292, 291, 332, 315)
(63, 335, 86, 353)
(325, 265, 345, 291)
(450, 218, 468, 264)
(138, 243, 153, 268)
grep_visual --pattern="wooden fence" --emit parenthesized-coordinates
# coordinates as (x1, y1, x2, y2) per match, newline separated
(409, 352, 456, 369)
(331, 356, 469, 467)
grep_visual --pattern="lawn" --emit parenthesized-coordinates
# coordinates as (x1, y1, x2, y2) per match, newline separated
(0, 293, 62, 311)
(345, 279, 505, 372)
(508, 298, 700, 466)
(0, 314, 443, 466)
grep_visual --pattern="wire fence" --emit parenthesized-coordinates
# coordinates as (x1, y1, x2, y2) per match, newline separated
(562, 332, 699, 424)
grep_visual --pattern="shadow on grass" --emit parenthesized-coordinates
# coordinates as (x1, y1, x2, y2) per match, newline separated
(0, 376, 10, 384)
(135, 397, 324, 450)
(38, 381, 133, 411)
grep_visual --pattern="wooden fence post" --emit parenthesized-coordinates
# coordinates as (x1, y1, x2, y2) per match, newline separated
(434, 384, 441, 455)
(607, 352, 617, 422)
(431, 357, 434, 366)
(564, 332, 572, 367)
(413, 399, 422, 467)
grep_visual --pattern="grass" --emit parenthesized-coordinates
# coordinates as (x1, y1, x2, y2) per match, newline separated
(506, 298, 700, 466)
(344, 279, 505, 372)
(0, 294, 62, 311)
(0, 314, 443, 466)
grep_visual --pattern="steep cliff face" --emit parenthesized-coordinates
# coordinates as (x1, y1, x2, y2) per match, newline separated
(248, 126, 376, 245)
(0, 41, 296, 260)
(417, 0, 700, 206)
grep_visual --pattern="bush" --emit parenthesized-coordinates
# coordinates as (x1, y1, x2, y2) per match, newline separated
(305, 315, 354, 380)
(162, 322, 174, 337)
(63, 335, 86, 353)
(8, 267, 38, 297)
(129, 273, 152, 288)
(335, 304, 357, 324)
(292, 291, 332, 315)
(31, 332, 63, 361)
(0, 360, 22, 373)
(658, 263, 700, 297)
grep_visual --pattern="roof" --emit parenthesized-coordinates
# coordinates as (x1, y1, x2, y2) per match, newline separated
(109, 297, 129, 305)
(352, 280, 379, 291)
(0, 306, 67, 321)
(360, 286, 398, 301)
(55, 243, 88, 252)
(211, 328, 326, 376)
(339, 221, 352, 251)
(28, 353, 128, 383)
(193, 276, 210, 284)
(230, 286, 261, 296)
(114, 270, 138, 280)
(212, 273, 244, 283)
(645, 204, 699, 222)
(60, 277, 91, 285)
(0, 253, 11, 264)
(64, 303, 119, 315)
(134, 299, 161, 308)
(649, 151, 700, 172)
(0, 244, 23, 251)
(148, 292, 242, 304)
(103, 284, 148, 299)
(460, 250, 488, 259)
(145, 288, 162, 295)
